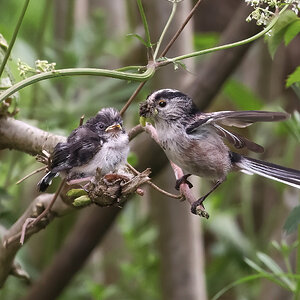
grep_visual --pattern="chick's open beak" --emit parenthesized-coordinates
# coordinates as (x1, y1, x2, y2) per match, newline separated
(105, 123, 122, 132)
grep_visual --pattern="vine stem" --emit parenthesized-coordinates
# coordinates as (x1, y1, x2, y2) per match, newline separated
(0, 0, 31, 78)
(120, 0, 203, 115)
(159, 5, 288, 66)
(153, 1, 178, 60)
(0, 66, 155, 103)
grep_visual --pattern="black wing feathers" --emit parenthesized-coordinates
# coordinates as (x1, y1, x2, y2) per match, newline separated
(50, 127, 103, 173)
(213, 124, 264, 153)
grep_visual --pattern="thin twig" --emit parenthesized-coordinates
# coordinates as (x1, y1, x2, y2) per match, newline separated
(120, 0, 202, 116)
(16, 166, 47, 185)
(31, 178, 67, 226)
(0, 0, 31, 77)
(126, 163, 182, 200)
(128, 124, 144, 141)
(19, 178, 67, 244)
(160, 0, 203, 57)
(147, 181, 182, 200)
(20, 218, 35, 245)
(120, 81, 146, 116)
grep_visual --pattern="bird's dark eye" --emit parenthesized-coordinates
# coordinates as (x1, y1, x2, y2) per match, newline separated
(158, 100, 167, 107)
(98, 124, 104, 129)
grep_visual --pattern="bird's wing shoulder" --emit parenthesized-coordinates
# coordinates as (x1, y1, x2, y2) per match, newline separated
(67, 127, 104, 167)
(51, 127, 104, 172)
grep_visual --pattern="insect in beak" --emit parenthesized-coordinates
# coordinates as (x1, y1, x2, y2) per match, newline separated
(105, 123, 122, 132)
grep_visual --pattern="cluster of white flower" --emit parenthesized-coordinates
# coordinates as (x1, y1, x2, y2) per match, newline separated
(286, 0, 300, 14)
(245, 0, 300, 25)
(35, 60, 56, 73)
(17, 59, 35, 78)
(18, 59, 56, 78)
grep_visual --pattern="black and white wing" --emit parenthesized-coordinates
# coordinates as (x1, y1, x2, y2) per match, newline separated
(38, 126, 103, 192)
(51, 126, 104, 173)
(186, 111, 289, 153)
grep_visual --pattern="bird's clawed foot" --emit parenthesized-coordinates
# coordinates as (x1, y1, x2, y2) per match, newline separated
(191, 196, 206, 214)
(175, 174, 193, 190)
(191, 197, 209, 219)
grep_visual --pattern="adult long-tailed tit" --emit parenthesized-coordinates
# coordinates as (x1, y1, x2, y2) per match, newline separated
(139, 89, 300, 214)
(38, 108, 129, 192)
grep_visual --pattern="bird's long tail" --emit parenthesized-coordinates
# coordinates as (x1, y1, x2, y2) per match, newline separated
(37, 172, 57, 192)
(230, 152, 300, 189)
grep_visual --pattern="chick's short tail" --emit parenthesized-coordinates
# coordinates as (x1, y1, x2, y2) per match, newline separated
(230, 152, 300, 189)
(38, 171, 57, 192)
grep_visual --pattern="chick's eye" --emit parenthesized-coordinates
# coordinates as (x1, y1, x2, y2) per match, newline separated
(158, 100, 167, 107)
(98, 124, 104, 129)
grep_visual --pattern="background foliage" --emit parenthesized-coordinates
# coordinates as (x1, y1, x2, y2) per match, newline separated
(0, 0, 299, 299)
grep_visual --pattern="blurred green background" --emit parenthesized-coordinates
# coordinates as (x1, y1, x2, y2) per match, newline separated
(0, 1, 300, 299)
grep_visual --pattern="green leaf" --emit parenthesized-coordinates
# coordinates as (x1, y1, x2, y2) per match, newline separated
(257, 252, 295, 290)
(257, 252, 283, 274)
(211, 274, 266, 300)
(73, 195, 91, 207)
(267, 10, 299, 59)
(284, 205, 300, 234)
(284, 19, 300, 46)
(223, 79, 263, 110)
(212, 271, 295, 300)
(244, 257, 265, 273)
(286, 66, 300, 87)
(127, 33, 150, 47)
(66, 188, 87, 198)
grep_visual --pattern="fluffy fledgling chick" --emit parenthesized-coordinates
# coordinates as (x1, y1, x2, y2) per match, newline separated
(38, 107, 129, 192)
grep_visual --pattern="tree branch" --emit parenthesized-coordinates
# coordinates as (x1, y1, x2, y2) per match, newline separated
(0, 116, 65, 155)
(0, 193, 71, 287)
(0, 117, 149, 287)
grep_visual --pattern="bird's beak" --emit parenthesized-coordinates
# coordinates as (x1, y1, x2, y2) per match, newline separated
(139, 101, 153, 118)
(105, 123, 122, 132)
